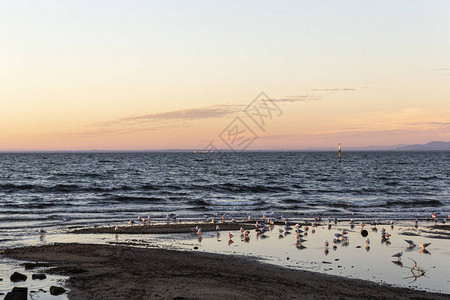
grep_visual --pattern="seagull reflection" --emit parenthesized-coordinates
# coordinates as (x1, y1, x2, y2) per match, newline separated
(296, 244, 306, 250)
(198, 236, 203, 243)
(324, 248, 329, 256)
(228, 239, 234, 246)
(392, 260, 403, 267)
(244, 236, 250, 243)
(419, 249, 431, 255)
(278, 234, 284, 239)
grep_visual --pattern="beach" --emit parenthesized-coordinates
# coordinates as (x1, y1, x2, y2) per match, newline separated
(3, 242, 449, 300)
(1, 221, 449, 299)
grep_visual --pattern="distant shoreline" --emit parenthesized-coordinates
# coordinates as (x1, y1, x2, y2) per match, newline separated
(1, 149, 449, 153)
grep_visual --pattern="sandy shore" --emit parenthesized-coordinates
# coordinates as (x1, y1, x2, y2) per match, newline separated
(3, 243, 448, 300)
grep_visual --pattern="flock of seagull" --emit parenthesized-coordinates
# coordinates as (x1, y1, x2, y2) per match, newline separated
(181, 212, 441, 261)
(36, 211, 445, 264)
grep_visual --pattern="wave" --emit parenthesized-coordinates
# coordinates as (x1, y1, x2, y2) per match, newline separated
(112, 195, 166, 203)
(385, 199, 443, 207)
(190, 183, 290, 194)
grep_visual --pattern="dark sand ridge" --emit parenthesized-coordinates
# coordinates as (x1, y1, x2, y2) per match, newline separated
(70, 222, 258, 234)
(3, 243, 449, 300)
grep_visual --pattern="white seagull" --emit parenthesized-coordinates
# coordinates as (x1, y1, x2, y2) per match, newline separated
(404, 239, 416, 247)
(392, 250, 403, 261)
(418, 243, 431, 249)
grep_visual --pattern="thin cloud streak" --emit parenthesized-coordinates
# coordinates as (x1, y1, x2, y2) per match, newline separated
(269, 95, 322, 103)
(311, 88, 357, 92)
(95, 104, 244, 127)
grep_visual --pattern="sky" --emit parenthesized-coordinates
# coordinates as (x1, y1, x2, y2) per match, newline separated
(1, 0, 449, 151)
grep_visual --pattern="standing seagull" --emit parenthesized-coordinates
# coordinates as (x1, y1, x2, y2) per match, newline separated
(418, 243, 431, 249)
(404, 239, 416, 247)
(392, 250, 403, 261)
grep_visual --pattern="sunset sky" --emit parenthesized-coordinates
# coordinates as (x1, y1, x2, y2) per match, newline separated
(1, 1, 449, 151)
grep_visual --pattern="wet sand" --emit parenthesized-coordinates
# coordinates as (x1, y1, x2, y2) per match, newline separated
(3, 243, 448, 300)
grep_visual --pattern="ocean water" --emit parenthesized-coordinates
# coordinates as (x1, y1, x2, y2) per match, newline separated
(0, 151, 449, 243)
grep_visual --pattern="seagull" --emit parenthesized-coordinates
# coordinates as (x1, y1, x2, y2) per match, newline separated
(256, 221, 266, 229)
(324, 240, 329, 247)
(191, 225, 199, 232)
(279, 228, 284, 233)
(38, 228, 46, 234)
(168, 213, 177, 219)
(418, 243, 431, 249)
(366, 238, 370, 245)
(227, 232, 234, 239)
(341, 229, 348, 235)
(392, 250, 403, 261)
(128, 220, 134, 225)
(248, 215, 253, 222)
(243, 230, 250, 237)
(197, 228, 203, 235)
(404, 239, 416, 247)
(216, 225, 220, 231)
(240, 227, 245, 233)
(114, 226, 118, 232)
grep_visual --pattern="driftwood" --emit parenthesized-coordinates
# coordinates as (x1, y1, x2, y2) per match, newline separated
(403, 258, 426, 283)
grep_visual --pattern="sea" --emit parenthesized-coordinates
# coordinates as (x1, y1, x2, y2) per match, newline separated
(0, 151, 449, 244)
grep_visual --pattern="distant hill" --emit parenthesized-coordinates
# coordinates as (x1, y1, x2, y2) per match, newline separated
(395, 141, 450, 151)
